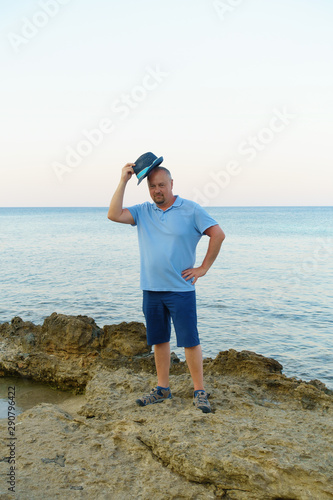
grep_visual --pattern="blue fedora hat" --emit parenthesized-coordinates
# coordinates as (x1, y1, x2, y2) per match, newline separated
(133, 152, 163, 185)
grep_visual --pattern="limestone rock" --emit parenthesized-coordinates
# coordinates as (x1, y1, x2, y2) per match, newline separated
(39, 313, 103, 355)
(0, 367, 332, 499)
(0, 313, 152, 391)
(101, 321, 150, 357)
(204, 349, 283, 378)
(0, 313, 332, 499)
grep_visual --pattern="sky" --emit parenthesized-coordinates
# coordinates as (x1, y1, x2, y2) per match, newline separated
(1, 0, 333, 207)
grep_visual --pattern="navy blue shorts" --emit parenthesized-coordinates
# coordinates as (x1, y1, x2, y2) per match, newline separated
(142, 291, 200, 348)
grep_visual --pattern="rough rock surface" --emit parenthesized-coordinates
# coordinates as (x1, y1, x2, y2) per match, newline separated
(0, 314, 332, 499)
(0, 313, 153, 391)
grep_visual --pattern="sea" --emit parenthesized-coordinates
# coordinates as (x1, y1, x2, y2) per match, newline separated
(0, 206, 332, 395)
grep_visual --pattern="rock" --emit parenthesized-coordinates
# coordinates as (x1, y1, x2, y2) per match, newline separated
(0, 313, 332, 499)
(204, 349, 283, 378)
(101, 321, 150, 357)
(39, 313, 103, 355)
(0, 313, 153, 391)
(0, 367, 331, 499)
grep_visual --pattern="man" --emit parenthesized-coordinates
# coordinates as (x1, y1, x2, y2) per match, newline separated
(108, 153, 225, 413)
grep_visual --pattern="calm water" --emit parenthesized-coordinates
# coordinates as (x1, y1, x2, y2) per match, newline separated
(0, 376, 77, 419)
(0, 206, 332, 389)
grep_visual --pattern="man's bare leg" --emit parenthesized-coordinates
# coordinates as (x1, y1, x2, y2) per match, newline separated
(154, 341, 171, 387)
(184, 345, 204, 391)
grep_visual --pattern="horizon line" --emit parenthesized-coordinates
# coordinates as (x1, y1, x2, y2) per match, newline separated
(0, 205, 332, 209)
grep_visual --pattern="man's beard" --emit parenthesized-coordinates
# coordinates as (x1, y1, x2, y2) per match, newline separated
(154, 194, 165, 204)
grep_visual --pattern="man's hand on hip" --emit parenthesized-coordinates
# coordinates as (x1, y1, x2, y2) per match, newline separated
(181, 266, 207, 285)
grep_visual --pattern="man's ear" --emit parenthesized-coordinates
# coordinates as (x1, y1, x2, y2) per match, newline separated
(171, 179, 173, 189)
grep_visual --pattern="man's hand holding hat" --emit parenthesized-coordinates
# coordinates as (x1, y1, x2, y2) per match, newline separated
(121, 163, 136, 183)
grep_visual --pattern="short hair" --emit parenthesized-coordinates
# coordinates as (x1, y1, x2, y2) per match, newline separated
(147, 166, 172, 181)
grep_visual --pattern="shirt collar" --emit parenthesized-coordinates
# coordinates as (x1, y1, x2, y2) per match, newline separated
(153, 195, 183, 211)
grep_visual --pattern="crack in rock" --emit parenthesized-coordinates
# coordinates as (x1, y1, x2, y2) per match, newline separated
(41, 454, 66, 467)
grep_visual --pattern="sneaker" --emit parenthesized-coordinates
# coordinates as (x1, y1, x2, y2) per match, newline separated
(193, 390, 211, 413)
(136, 387, 172, 407)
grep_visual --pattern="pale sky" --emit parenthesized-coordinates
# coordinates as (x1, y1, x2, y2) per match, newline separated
(1, 0, 332, 207)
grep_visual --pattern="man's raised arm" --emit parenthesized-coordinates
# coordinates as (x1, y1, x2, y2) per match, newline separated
(107, 163, 136, 224)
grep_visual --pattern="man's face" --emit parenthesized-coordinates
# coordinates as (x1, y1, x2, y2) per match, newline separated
(147, 170, 173, 207)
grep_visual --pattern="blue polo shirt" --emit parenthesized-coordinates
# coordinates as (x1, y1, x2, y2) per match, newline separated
(127, 196, 218, 291)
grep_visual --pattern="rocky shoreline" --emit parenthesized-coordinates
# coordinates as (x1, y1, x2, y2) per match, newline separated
(0, 313, 332, 499)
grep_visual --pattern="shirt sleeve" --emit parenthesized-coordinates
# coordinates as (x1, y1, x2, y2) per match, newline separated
(194, 204, 219, 235)
(126, 204, 141, 227)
